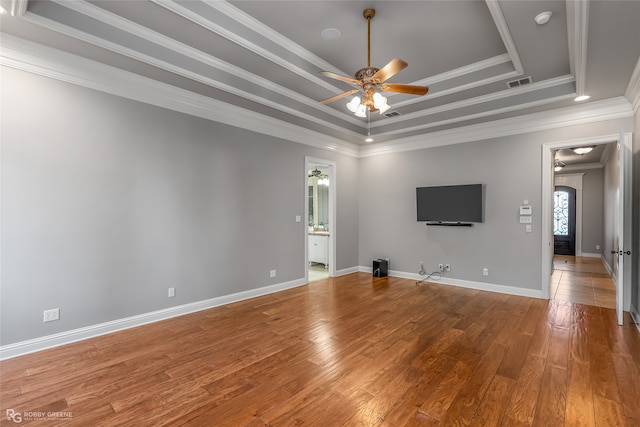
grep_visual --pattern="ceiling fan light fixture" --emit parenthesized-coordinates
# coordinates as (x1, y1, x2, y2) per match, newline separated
(354, 104, 367, 118)
(571, 146, 595, 155)
(554, 159, 566, 171)
(346, 96, 361, 112)
(372, 92, 385, 107)
(318, 9, 428, 115)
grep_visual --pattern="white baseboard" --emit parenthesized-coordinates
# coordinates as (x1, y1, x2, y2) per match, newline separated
(630, 305, 640, 333)
(581, 252, 602, 258)
(602, 256, 615, 279)
(358, 266, 544, 299)
(0, 278, 307, 361)
(334, 266, 360, 276)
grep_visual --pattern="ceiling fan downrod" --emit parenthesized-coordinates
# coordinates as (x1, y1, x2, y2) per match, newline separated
(364, 8, 375, 68)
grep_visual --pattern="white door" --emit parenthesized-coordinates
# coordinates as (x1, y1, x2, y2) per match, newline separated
(614, 132, 632, 325)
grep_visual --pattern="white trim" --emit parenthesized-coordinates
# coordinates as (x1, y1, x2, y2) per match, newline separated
(360, 97, 633, 158)
(334, 266, 360, 277)
(305, 157, 337, 280)
(542, 133, 632, 306)
(566, 0, 590, 97)
(0, 278, 308, 360)
(625, 56, 640, 113)
(376, 94, 576, 138)
(359, 266, 543, 299)
(0, 34, 360, 158)
(581, 252, 602, 258)
(630, 305, 640, 333)
(29, 1, 364, 134)
(561, 162, 603, 172)
(485, 0, 524, 74)
(0, 35, 633, 159)
(373, 75, 576, 130)
(9, 0, 28, 16)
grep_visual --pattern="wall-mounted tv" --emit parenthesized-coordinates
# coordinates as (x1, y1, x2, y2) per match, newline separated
(416, 184, 484, 225)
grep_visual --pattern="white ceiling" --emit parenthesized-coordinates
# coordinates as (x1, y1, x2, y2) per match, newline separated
(1, 0, 639, 165)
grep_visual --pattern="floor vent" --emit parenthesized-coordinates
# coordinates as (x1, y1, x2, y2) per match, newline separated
(384, 111, 401, 118)
(506, 76, 532, 88)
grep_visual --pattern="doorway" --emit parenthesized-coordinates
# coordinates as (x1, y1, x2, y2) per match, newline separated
(542, 133, 632, 324)
(553, 186, 576, 255)
(305, 157, 336, 282)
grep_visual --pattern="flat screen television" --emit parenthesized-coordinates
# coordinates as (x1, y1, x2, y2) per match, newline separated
(416, 184, 484, 224)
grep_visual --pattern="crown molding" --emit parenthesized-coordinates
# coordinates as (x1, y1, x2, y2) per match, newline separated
(9, 0, 27, 16)
(1, 32, 632, 161)
(625, 56, 640, 113)
(485, 0, 524, 74)
(561, 163, 603, 172)
(567, 0, 589, 97)
(0, 34, 360, 157)
(36, 0, 363, 136)
(359, 97, 633, 158)
(373, 75, 575, 130)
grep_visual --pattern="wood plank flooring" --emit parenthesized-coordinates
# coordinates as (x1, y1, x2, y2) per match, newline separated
(2, 272, 640, 426)
(551, 255, 616, 309)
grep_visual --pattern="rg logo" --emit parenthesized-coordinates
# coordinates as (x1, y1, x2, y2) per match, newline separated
(6, 409, 22, 423)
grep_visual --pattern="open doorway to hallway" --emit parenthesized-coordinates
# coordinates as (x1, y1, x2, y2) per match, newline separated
(550, 255, 616, 309)
(306, 158, 335, 282)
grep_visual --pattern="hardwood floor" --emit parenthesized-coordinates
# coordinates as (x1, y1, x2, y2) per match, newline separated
(551, 255, 616, 309)
(2, 272, 640, 426)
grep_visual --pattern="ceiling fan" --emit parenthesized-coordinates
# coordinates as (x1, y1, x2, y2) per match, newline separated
(319, 8, 429, 116)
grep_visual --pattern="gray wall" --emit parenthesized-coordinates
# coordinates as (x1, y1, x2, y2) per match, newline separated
(0, 67, 359, 345)
(358, 119, 633, 292)
(580, 169, 605, 255)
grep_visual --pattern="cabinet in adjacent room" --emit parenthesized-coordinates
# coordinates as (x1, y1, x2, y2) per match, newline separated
(308, 234, 329, 268)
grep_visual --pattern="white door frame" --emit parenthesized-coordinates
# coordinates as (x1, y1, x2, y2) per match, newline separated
(305, 156, 336, 281)
(541, 133, 631, 314)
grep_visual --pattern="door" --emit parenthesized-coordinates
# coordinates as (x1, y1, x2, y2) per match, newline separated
(614, 132, 632, 325)
(553, 186, 576, 255)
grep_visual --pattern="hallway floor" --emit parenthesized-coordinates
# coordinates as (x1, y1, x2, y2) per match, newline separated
(551, 255, 616, 309)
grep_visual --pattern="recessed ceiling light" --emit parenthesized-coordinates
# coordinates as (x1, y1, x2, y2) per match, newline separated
(534, 11, 552, 25)
(321, 28, 341, 40)
(365, 137, 374, 143)
(574, 95, 590, 101)
(571, 146, 596, 155)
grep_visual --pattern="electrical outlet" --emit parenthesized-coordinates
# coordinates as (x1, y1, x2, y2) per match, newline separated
(43, 308, 60, 323)
(168, 287, 175, 298)
(444, 264, 451, 272)
(438, 264, 444, 271)
(270, 270, 277, 278)
(483, 268, 489, 276)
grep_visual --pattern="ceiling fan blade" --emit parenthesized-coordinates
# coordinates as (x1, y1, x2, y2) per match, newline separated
(372, 58, 408, 83)
(321, 89, 360, 104)
(380, 83, 429, 96)
(320, 71, 360, 85)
